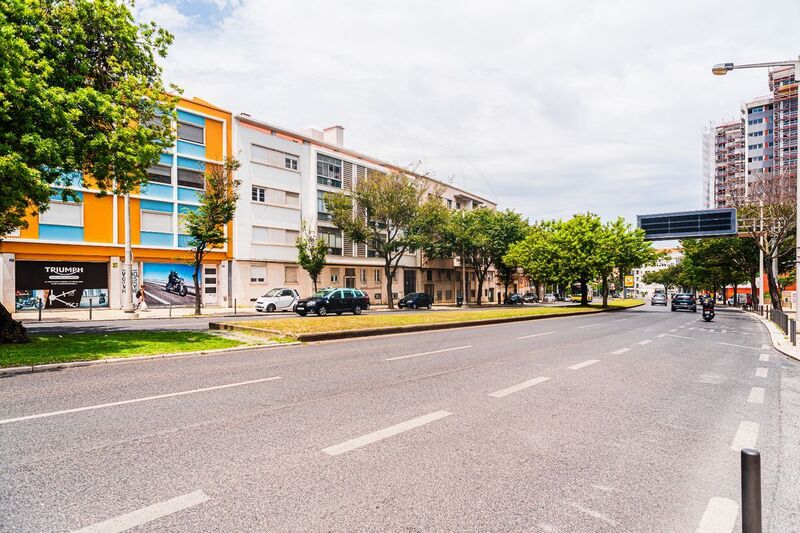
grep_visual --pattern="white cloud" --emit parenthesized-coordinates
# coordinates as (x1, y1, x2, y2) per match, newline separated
(140, 0, 800, 223)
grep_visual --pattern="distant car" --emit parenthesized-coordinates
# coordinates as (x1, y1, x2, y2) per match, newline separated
(504, 293, 525, 305)
(398, 292, 433, 309)
(295, 288, 370, 316)
(522, 292, 539, 303)
(255, 288, 299, 312)
(651, 293, 668, 306)
(543, 293, 556, 303)
(671, 293, 697, 312)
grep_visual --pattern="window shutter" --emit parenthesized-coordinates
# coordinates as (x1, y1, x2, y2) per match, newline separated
(343, 236, 353, 256)
(343, 161, 353, 189)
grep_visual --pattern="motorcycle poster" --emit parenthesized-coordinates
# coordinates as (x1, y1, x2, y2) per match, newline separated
(141, 263, 199, 307)
(14, 260, 109, 310)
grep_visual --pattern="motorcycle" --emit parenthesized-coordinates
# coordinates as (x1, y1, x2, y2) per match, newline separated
(701, 298, 715, 322)
(165, 272, 189, 297)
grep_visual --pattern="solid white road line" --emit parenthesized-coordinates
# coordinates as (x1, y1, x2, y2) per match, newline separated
(73, 490, 209, 533)
(489, 376, 550, 398)
(322, 410, 452, 456)
(759, 353, 770, 362)
(517, 331, 555, 340)
(747, 387, 765, 405)
(718, 342, 761, 351)
(579, 323, 601, 329)
(696, 497, 738, 533)
(731, 421, 759, 451)
(386, 345, 472, 361)
(611, 348, 630, 355)
(755, 367, 768, 378)
(637, 340, 653, 345)
(568, 503, 617, 526)
(568, 359, 599, 370)
(0, 377, 282, 426)
(662, 333, 695, 340)
(613, 318, 627, 322)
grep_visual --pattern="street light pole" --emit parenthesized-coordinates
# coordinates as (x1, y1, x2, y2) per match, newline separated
(123, 193, 135, 313)
(713, 56, 800, 339)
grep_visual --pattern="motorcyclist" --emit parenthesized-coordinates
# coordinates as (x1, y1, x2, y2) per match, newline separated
(167, 270, 179, 289)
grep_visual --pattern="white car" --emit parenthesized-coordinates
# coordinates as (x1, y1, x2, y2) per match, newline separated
(255, 288, 299, 312)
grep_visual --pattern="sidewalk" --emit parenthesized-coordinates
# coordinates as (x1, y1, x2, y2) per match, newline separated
(745, 308, 800, 362)
(13, 306, 260, 324)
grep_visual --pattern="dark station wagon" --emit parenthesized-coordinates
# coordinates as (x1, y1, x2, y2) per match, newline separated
(295, 288, 370, 316)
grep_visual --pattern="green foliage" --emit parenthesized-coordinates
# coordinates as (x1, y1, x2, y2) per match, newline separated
(295, 224, 328, 292)
(184, 158, 241, 314)
(641, 263, 686, 290)
(0, 0, 179, 238)
(679, 237, 758, 295)
(325, 168, 448, 308)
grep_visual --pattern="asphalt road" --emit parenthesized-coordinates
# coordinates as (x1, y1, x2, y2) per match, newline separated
(2, 304, 799, 531)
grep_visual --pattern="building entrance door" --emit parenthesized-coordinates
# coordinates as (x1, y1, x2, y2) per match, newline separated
(204, 265, 217, 305)
(344, 268, 356, 288)
(424, 283, 435, 301)
(404, 270, 417, 295)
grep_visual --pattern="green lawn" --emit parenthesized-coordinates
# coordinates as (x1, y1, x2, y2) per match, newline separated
(1, 331, 243, 368)
(232, 299, 644, 337)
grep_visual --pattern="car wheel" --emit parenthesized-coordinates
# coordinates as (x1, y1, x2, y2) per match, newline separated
(693, 308, 697, 313)
(297, 311, 307, 317)
(411, 303, 417, 309)
(316, 306, 327, 316)
(267, 304, 276, 312)
(671, 307, 675, 312)
(353, 306, 362, 315)
(427, 303, 432, 309)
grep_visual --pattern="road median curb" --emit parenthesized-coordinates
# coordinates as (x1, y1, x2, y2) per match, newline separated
(0, 342, 300, 377)
(211, 302, 644, 342)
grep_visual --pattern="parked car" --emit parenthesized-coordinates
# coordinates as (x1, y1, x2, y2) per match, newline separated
(651, 293, 668, 306)
(295, 288, 370, 316)
(398, 292, 433, 309)
(504, 293, 525, 305)
(671, 293, 697, 312)
(543, 293, 557, 303)
(522, 292, 539, 303)
(255, 288, 299, 312)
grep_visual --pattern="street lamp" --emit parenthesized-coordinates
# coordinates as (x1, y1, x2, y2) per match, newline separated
(713, 56, 800, 341)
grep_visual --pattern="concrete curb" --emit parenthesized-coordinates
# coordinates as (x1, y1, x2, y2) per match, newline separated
(743, 309, 800, 363)
(0, 342, 300, 377)
(211, 302, 645, 343)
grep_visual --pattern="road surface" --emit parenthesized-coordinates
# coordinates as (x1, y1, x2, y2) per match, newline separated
(1, 305, 798, 531)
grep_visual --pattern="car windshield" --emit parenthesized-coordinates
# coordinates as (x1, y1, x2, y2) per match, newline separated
(263, 289, 282, 297)
(311, 289, 334, 298)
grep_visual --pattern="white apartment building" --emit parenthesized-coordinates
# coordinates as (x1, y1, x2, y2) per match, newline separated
(231, 114, 497, 305)
(631, 248, 683, 298)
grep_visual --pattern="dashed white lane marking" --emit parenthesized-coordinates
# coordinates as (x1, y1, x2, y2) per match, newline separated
(322, 410, 452, 456)
(568, 359, 599, 370)
(688, 327, 696, 331)
(0, 377, 282, 426)
(579, 323, 601, 329)
(517, 331, 555, 340)
(748, 387, 765, 404)
(613, 318, 627, 323)
(759, 353, 770, 362)
(720, 330, 727, 334)
(637, 340, 653, 345)
(670, 328, 679, 332)
(762, 344, 771, 350)
(695, 497, 738, 533)
(489, 376, 550, 398)
(73, 490, 210, 533)
(718, 342, 761, 351)
(568, 503, 617, 526)
(660, 333, 695, 340)
(611, 348, 630, 355)
(731, 421, 759, 451)
(386, 345, 472, 361)
(755, 367, 768, 378)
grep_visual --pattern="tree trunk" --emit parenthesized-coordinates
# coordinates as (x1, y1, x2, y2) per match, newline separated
(0, 302, 28, 343)
(580, 278, 588, 306)
(537, 281, 545, 302)
(476, 273, 484, 305)
(602, 275, 609, 308)
(766, 260, 782, 311)
(385, 262, 394, 309)
(193, 267, 202, 315)
(733, 284, 738, 307)
(312, 275, 318, 293)
(749, 275, 758, 307)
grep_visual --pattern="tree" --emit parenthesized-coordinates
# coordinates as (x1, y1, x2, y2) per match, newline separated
(505, 221, 571, 295)
(325, 168, 447, 309)
(487, 210, 529, 302)
(295, 224, 328, 292)
(184, 158, 240, 315)
(680, 238, 751, 301)
(0, 0, 178, 342)
(597, 218, 661, 307)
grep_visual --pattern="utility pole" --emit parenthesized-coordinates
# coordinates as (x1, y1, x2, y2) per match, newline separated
(123, 193, 135, 313)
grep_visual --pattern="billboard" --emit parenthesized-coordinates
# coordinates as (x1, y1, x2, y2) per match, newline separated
(15, 261, 109, 310)
(637, 208, 737, 240)
(141, 263, 199, 307)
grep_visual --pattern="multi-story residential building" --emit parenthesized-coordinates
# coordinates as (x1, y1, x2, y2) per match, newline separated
(743, 96, 775, 185)
(769, 66, 798, 177)
(0, 97, 233, 312)
(631, 248, 683, 298)
(702, 123, 715, 209)
(713, 120, 745, 208)
(232, 114, 498, 306)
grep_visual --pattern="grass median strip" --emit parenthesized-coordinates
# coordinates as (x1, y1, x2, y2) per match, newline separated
(226, 299, 644, 339)
(1, 331, 245, 368)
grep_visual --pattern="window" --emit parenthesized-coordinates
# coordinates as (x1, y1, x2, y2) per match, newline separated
(285, 230, 299, 245)
(317, 190, 332, 221)
(749, 106, 764, 114)
(252, 227, 268, 243)
(285, 266, 298, 284)
(141, 211, 173, 233)
(319, 228, 342, 255)
(147, 165, 172, 185)
(177, 168, 204, 189)
(330, 270, 339, 283)
(286, 192, 300, 208)
(360, 269, 367, 283)
(252, 186, 266, 203)
(285, 156, 298, 170)
(252, 145, 268, 163)
(317, 154, 342, 188)
(178, 122, 204, 144)
(253, 226, 298, 245)
(40, 201, 82, 226)
(748, 118, 763, 125)
(250, 266, 266, 283)
(374, 269, 381, 283)
(426, 270, 433, 281)
(446, 199, 452, 209)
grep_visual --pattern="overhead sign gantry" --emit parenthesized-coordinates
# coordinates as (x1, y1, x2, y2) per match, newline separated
(637, 208, 737, 241)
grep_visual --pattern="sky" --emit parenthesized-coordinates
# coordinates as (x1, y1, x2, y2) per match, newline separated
(135, 0, 800, 225)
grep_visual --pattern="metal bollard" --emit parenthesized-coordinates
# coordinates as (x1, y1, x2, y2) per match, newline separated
(89, 298, 93, 320)
(741, 448, 762, 533)
(234, 298, 237, 315)
(38, 298, 42, 321)
(169, 301, 172, 318)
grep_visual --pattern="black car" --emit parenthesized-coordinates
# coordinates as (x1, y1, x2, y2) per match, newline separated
(398, 292, 433, 309)
(504, 293, 525, 305)
(295, 288, 370, 316)
(522, 292, 539, 303)
(671, 293, 697, 312)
